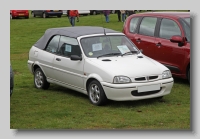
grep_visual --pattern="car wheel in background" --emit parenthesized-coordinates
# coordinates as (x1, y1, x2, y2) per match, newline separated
(43, 13, 47, 18)
(34, 68, 50, 89)
(92, 11, 97, 15)
(10, 14, 13, 19)
(88, 80, 107, 106)
(32, 12, 35, 17)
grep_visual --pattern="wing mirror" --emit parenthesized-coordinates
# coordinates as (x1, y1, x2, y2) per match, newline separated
(170, 35, 184, 47)
(70, 55, 82, 61)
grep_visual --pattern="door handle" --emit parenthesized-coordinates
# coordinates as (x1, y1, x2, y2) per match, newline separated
(136, 38, 141, 42)
(56, 58, 61, 61)
(156, 42, 161, 46)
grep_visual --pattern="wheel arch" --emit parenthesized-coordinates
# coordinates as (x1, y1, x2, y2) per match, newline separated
(32, 63, 47, 77)
(85, 74, 104, 93)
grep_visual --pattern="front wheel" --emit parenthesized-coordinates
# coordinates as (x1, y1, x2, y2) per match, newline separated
(88, 80, 107, 106)
(34, 68, 50, 89)
(32, 12, 35, 17)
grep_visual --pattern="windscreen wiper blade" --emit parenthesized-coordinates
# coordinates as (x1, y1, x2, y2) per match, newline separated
(121, 51, 138, 57)
(97, 53, 121, 58)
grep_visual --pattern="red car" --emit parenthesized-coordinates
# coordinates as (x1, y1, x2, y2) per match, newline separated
(123, 12, 190, 83)
(10, 10, 29, 19)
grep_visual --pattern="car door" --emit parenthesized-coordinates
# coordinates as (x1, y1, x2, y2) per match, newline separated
(39, 35, 60, 80)
(133, 16, 158, 59)
(53, 36, 84, 90)
(154, 18, 185, 73)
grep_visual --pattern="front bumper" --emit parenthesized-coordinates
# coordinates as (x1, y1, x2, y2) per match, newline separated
(101, 78, 174, 101)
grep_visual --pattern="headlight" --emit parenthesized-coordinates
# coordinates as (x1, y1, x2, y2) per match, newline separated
(162, 70, 172, 79)
(113, 76, 131, 84)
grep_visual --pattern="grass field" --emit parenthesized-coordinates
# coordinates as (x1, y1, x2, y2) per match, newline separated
(10, 11, 190, 129)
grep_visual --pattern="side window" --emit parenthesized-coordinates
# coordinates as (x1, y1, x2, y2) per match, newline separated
(139, 17, 157, 36)
(159, 18, 181, 39)
(129, 17, 139, 33)
(46, 35, 60, 54)
(58, 36, 81, 58)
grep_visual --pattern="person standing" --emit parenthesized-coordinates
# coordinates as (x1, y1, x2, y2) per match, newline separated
(116, 10, 121, 22)
(69, 10, 79, 27)
(120, 10, 126, 22)
(103, 10, 111, 23)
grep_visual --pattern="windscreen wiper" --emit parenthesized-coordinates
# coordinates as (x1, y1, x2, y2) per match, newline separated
(121, 51, 139, 57)
(97, 53, 121, 58)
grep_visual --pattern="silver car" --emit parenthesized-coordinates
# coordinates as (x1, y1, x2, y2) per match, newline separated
(27, 26, 174, 106)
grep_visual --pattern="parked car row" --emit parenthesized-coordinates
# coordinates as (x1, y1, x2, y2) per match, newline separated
(122, 12, 190, 83)
(10, 10, 102, 19)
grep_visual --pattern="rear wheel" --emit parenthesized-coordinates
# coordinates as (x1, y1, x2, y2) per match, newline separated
(34, 68, 50, 89)
(92, 11, 96, 15)
(32, 12, 35, 17)
(88, 80, 107, 106)
(43, 13, 47, 18)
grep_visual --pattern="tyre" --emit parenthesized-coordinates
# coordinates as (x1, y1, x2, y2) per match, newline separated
(25, 16, 29, 19)
(93, 11, 96, 15)
(32, 12, 35, 17)
(34, 68, 50, 89)
(43, 13, 47, 18)
(88, 80, 107, 106)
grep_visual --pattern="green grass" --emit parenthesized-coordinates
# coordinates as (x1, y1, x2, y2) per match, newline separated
(10, 11, 190, 130)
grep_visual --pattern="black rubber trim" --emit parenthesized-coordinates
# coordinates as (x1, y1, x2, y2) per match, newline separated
(162, 81, 174, 85)
(131, 88, 162, 96)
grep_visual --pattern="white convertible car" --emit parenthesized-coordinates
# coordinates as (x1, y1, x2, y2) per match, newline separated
(27, 26, 174, 106)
